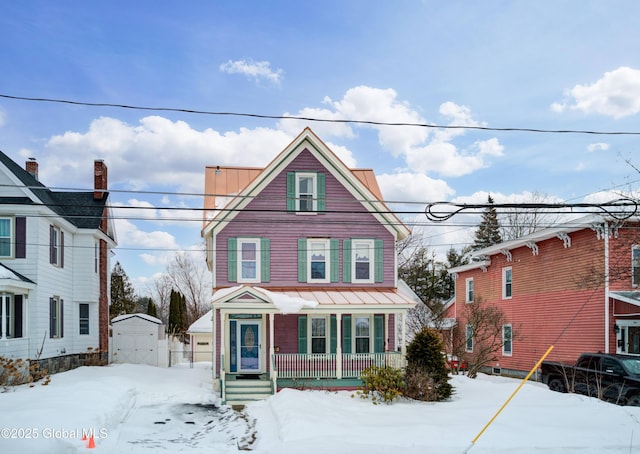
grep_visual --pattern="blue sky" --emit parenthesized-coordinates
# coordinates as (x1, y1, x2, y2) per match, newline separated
(2, 1, 640, 294)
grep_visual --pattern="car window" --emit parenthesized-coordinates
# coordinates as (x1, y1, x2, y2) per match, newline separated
(620, 358, 640, 376)
(602, 358, 625, 375)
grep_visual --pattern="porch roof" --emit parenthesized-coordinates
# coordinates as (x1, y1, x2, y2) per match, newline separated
(212, 285, 418, 314)
(610, 291, 640, 308)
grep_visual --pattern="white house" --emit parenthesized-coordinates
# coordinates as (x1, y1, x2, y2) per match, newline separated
(0, 153, 117, 374)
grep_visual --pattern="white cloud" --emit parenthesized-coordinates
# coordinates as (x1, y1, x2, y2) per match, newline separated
(377, 172, 455, 203)
(587, 142, 610, 152)
(551, 67, 640, 118)
(219, 59, 283, 84)
(113, 218, 178, 250)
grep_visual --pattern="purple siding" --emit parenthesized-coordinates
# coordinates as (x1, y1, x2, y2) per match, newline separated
(216, 149, 396, 287)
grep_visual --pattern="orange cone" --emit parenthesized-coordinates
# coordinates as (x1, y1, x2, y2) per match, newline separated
(81, 434, 87, 441)
(87, 435, 96, 449)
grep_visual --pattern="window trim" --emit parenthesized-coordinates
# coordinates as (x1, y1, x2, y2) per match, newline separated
(633, 245, 640, 287)
(237, 238, 261, 283)
(465, 278, 474, 304)
(0, 217, 14, 258)
(307, 238, 331, 283)
(502, 267, 513, 299)
(296, 172, 317, 214)
(465, 324, 474, 352)
(354, 315, 372, 354)
(79, 303, 90, 335)
(351, 239, 375, 283)
(502, 324, 512, 356)
(50, 296, 63, 339)
(50, 225, 63, 267)
(309, 316, 329, 354)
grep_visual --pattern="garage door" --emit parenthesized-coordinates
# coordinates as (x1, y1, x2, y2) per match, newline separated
(114, 331, 158, 366)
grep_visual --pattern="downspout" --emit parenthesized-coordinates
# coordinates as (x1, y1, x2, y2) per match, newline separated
(604, 221, 610, 353)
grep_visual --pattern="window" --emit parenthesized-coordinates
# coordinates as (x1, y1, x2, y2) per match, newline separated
(238, 239, 260, 283)
(0, 218, 12, 257)
(503, 267, 512, 299)
(79, 303, 89, 335)
(311, 317, 327, 354)
(465, 325, 474, 352)
(50, 296, 63, 338)
(49, 225, 63, 267)
(287, 172, 326, 213)
(227, 237, 270, 283)
(343, 239, 383, 283)
(466, 278, 474, 303)
(94, 241, 99, 273)
(633, 246, 640, 287)
(355, 316, 370, 353)
(502, 324, 512, 356)
(309, 240, 329, 281)
(0, 294, 23, 339)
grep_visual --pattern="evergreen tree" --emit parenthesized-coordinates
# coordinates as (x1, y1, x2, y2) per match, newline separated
(168, 289, 187, 334)
(110, 261, 137, 319)
(405, 327, 453, 401)
(472, 195, 502, 250)
(145, 298, 158, 318)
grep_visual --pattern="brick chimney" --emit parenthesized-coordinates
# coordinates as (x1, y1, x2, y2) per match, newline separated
(94, 160, 108, 200)
(25, 158, 38, 180)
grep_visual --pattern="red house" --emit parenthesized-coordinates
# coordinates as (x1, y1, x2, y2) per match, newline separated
(444, 215, 640, 377)
(200, 128, 418, 404)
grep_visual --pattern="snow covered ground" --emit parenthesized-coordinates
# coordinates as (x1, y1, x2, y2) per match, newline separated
(0, 362, 638, 453)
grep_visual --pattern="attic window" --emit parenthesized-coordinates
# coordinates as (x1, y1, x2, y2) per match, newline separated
(287, 172, 326, 213)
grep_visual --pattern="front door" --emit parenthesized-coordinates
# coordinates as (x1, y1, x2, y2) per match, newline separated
(238, 320, 261, 373)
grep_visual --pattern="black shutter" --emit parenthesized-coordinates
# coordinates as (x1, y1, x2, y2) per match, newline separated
(49, 297, 55, 338)
(60, 232, 64, 268)
(15, 217, 26, 258)
(60, 299, 64, 338)
(14, 295, 22, 338)
(49, 225, 54, 264)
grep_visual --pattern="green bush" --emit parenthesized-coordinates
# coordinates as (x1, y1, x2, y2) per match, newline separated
(356, 365, 404, 404)
(405, 328, 453, 401)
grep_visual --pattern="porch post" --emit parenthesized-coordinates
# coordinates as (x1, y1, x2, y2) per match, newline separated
(0, 294, 6, 340)
(212, 308, 217, 379)
(336, 313, 342, 379)
(269, 312, 275, 380)
(219, 311, 226, 372)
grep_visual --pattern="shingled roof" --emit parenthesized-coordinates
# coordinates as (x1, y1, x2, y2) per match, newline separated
(0, 150, 109, 230)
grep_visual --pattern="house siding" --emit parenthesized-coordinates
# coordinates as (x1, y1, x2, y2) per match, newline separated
(215, 150, 396, 288)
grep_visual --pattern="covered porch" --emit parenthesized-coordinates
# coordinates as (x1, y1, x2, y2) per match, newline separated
(211, 286, 417, 404)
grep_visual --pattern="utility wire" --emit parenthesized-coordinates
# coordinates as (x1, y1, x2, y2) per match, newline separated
(3, 93, 640, 135)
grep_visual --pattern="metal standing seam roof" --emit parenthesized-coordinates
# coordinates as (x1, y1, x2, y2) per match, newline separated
(278, 288, 417, 306)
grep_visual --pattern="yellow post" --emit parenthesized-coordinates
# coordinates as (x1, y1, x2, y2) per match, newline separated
(463, 345, 554, 453)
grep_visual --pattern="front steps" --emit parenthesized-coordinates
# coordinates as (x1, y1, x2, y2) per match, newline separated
(224, 378, 273, 406)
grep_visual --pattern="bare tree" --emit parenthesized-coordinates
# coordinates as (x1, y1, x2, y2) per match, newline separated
(166, 247, 211, 325)
(149, 273, 173, 324)
(499, 191, 562, 241)
(452, 297, 516, 378)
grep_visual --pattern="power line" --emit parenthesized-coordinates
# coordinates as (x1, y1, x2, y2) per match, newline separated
(3, 93, 640, 136)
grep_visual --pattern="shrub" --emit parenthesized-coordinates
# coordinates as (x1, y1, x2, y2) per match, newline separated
(356, 365, 404, 404)
(404, 328, 453, 401)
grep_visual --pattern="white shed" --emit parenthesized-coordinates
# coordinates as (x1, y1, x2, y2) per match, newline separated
(111, 314, 167, 367)
(187, 310, 213, 362)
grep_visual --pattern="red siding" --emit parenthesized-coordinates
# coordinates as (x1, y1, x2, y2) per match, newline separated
(216, 149, 396, 288)
(451, 228, 627, 372)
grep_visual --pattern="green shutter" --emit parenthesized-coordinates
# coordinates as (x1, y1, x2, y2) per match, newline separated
(330, 315, 337, 354)
(374, 315, 384, 353)
(287, 172, 296, 212)
(261, 238, 270, 282)
(228, 237, 237, 282)
(374, 239, 384, 283)
(343, 239, 352, 283)
(330, 238, 339, 283)
(298, 239, 307, 282)
(317, 172, 326, 212)
(298, 315, 308, 354)
(342, 315, 352, 354)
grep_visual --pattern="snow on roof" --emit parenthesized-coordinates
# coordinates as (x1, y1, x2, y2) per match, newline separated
(255, 287, 319, 314)
(188, 310, 213, 333)
(0, 265, 20, 280)
(111, 313, 163, 324)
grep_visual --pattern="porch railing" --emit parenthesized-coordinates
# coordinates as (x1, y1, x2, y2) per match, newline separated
(273, 352, 404, 379)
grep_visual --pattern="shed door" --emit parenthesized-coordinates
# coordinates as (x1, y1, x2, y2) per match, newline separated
(115, 331, 157, 366)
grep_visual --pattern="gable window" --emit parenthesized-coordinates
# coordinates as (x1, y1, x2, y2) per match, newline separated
(227, 237, 270, 283)
(49, 225, 64, 267)
(355, 316, 371, 353)
(465, 278, 474, 303)
(503, 267, 512, 299)
(311, 317, 327, 354)
(502, 324, 512, 356)
(0, 218, 12, 257)
(287, 172, 326, 213)
(50, 296, 63, 338)
(633, 246, 640, 287)
(309, 239, 329, 282)
(79, 303, 90, 335)
(465, 325, 474, 352)
(0, 294, 23, 339)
